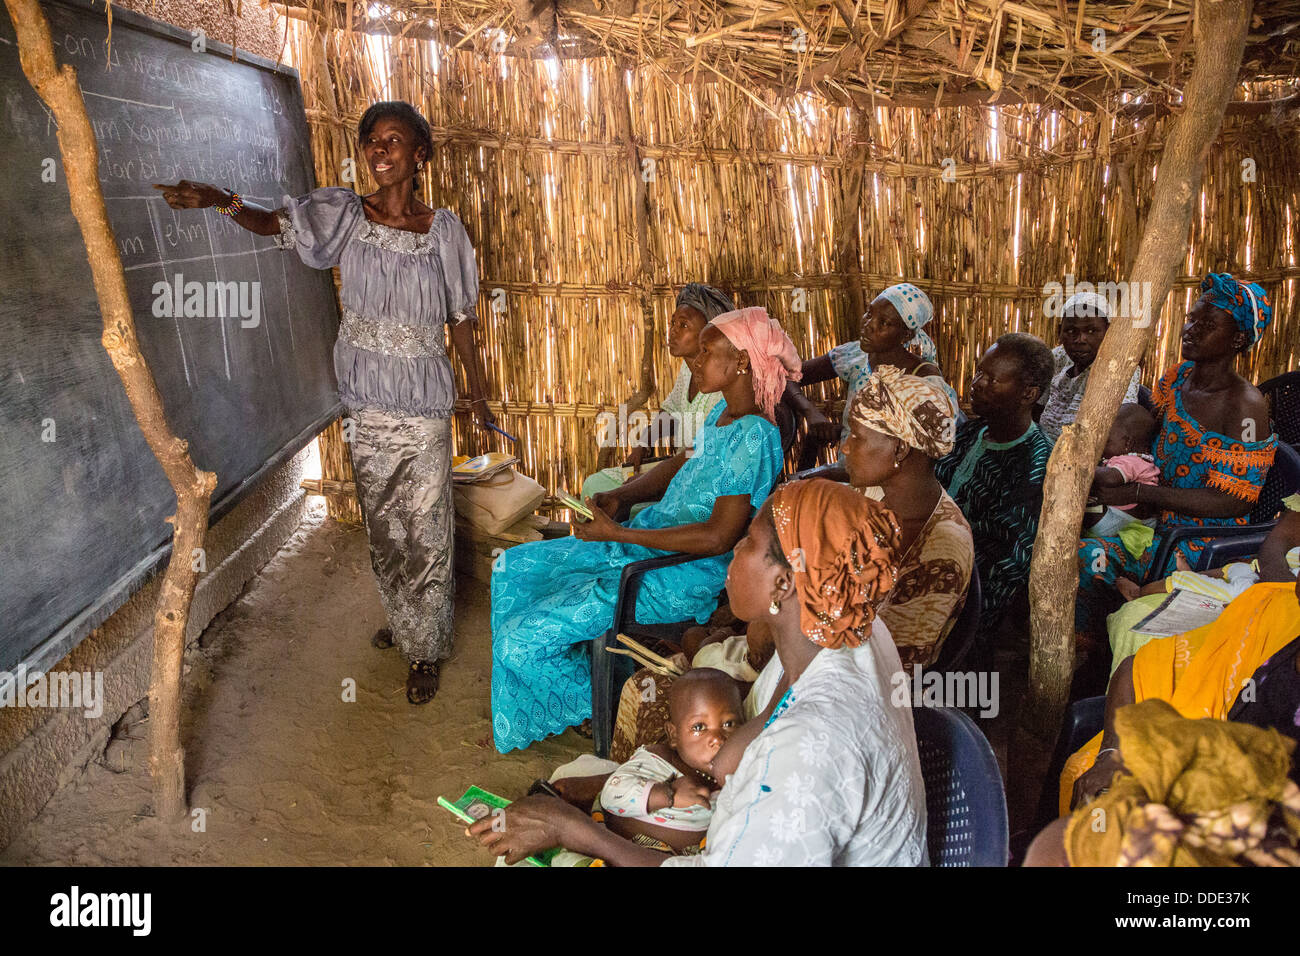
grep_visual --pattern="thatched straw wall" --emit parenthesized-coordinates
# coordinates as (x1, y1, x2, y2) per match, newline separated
(275, 13, 1299, 518)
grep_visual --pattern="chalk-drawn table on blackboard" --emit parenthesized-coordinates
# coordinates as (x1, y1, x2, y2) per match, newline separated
(0, 0, 342, 680)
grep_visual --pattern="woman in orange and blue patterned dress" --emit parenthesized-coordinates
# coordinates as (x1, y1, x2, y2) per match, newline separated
(1075, 273, 1278, 645)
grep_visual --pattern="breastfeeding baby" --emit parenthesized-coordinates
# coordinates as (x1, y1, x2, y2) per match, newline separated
(597, 668, 743, 855)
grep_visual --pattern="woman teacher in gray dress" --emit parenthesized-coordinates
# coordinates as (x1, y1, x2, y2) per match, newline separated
(156, 101, 494, 704)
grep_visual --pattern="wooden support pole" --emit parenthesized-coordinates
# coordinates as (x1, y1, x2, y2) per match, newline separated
(1022, 0, 1255, 739)
(598, 68, 658, 470)
(835, 110, 870, 332)
(4, 0, 217, 820)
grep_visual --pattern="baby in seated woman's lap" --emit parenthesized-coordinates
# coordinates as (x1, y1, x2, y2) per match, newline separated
(1083, 403, 1159, 538)
(598, 668, 743, 854)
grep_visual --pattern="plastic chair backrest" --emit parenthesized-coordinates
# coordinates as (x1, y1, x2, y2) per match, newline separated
(1250, 441, 1300, 523)
(1032, 694, 1105, 832)
(1201, 531, 1272, 569)
(912, 705, 1008, 866)
(930, 564, 981, 673)
(1260, 371, 1300, 447)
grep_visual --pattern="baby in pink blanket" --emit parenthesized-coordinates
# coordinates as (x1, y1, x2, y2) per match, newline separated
(1084, 403, 1159, 536)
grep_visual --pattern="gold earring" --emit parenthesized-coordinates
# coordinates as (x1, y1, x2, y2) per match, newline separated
(768, 599, 780, 615)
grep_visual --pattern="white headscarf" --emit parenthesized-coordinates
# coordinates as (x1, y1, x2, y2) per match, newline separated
(876, 283, 938, 364)
(1061, 291, 1111, 320)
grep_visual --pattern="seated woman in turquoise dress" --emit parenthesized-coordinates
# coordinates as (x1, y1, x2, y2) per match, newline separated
(490, 307, 801, 753)
(1075, 273, 1278, 648)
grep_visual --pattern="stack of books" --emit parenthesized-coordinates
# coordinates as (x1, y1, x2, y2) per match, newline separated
(451, 452, 519, 483)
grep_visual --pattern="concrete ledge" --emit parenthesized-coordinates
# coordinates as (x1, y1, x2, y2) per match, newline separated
(0, 449, 310, 851)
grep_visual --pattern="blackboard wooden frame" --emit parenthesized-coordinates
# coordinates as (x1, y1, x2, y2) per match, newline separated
(1, 0, 343, 690)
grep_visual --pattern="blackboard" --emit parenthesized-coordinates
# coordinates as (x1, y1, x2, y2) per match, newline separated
(0, 0, 342, 680)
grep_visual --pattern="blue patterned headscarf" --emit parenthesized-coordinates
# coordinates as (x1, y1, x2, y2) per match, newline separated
(1199, 273, 1272, 349)
(875, 283, 938, 364)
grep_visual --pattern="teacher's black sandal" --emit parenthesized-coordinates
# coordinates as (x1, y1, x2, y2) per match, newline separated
(406, 660, 439, 704)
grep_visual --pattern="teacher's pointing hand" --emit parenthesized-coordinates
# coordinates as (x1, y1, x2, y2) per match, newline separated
(153, 180, 229, 210)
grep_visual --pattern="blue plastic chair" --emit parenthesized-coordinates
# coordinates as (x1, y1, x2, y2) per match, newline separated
(1142, 441, 1300, 582)
(912, 705, 1009, 866)
(1260, 370, 1300, 448)
(1032, 694, 1106, 832)
(590, 551, 704, 757)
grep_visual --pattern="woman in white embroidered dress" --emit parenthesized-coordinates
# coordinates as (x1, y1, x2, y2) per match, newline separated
(467, 479, 928, 866)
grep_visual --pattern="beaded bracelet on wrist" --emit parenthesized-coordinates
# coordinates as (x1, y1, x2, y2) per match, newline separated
(216, 192, 244, 217)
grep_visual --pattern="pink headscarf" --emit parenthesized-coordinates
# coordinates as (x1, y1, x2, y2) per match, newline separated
(708, 307, 802, 419)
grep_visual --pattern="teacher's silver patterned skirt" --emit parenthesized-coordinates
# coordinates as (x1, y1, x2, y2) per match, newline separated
(349, 407, 454, 662)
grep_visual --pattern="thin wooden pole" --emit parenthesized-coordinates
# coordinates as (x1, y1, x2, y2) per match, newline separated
(599, 66, 659, 470)
(836, 109, 870, 330)
(4, 0, 216, 820)
(1023, 0, 1255, 738)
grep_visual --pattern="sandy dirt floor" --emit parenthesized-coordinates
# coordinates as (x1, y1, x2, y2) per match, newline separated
(1, 507, 585, 866)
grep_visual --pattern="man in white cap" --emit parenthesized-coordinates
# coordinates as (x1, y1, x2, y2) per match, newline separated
(1038, 291, 1141, 447)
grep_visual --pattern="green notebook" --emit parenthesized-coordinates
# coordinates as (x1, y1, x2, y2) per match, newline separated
(438, 786, 561, 867)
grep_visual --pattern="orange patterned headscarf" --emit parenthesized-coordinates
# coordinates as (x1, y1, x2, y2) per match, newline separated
(768, 479, 901, 649)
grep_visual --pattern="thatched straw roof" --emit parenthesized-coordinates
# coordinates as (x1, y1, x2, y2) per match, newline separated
(278, 1, 1300, 111)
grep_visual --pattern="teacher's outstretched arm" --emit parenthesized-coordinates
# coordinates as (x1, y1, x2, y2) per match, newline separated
(154, 180, 281, 236)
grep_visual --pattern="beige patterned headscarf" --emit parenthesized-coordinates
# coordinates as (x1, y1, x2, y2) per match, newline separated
(847, 365, 957, 459)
